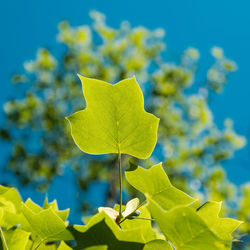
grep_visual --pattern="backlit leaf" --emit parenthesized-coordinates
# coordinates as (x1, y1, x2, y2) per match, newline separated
(22, 203, 73, 243)
(58, 241, 73, 250)
(69, 211, 145, 249)
(196, 201, 242, 241)
(66, 75, 159, 159)
(147, 198, 231, 250)
(125, 163, 195, 210)
(143, 239, 172, 250)
(1, 228, 30, 250)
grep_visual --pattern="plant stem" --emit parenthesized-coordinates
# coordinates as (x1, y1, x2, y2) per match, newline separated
(118, 152, 122, 218)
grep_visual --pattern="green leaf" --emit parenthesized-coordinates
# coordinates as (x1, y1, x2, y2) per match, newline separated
(0, 186, 23, 229)
(83, 246, 108, 250)
(69, 211, 145, 249)
(147, 197, 231, 250)
(143, 239, 172, 250)
(0, 226, 8, 250)
(43, 197, 70, 222)
(0, 186, 22, 213)
(125, 163, 195, 210)
(58, 241, 73, 250)
(196, 201, 242, 241)
(1, 228, 30, 250)
(66, 75, 159, 159)
(22, 203, 73, 243)
(18, 198, 70, 236)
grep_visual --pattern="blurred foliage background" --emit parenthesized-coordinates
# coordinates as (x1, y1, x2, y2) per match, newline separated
(0, 2, 250, 249)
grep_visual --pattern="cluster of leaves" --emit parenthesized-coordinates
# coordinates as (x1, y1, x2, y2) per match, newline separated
(0, 185, 73, 249)
(0, 165, 243, 249)
(0, 10, 249, 241)
(64, 75, 244, 250)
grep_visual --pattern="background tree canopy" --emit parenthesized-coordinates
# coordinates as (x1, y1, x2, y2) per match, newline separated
(0, 10, 249, 247)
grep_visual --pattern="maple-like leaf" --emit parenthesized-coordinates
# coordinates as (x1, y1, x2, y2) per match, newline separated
(69, 211, 145, 249)
(147, 198, 240, 250)
(66, 75, 159, 159)
(125, 163, 195, 210)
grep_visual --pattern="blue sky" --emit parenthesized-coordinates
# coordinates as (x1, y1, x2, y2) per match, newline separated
(0, 0, 250, 217)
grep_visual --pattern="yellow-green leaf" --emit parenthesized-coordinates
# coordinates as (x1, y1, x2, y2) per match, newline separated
(66, 75, 159, 159)
(1, 228, 30, 250)
(84, 246, 108, 250)
(196, 201, 242, 241)
(69, 211, 145, 249)
(22, 203, 73, 242)
(143, 239, 173, 250)
(147, 198, 231, 250)
(125, 163, 195, 210)
(58, 241, 73, 250)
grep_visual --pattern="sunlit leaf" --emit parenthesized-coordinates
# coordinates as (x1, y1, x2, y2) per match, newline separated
(196, 201, 242, 241)
(143, 239, 172, 250)
(147, 197, 231, 250)
(43, 197, 70, 222)
(84, 246, 108, 250)
(69, 211, 146, 249)
(125, 163, 195, 210)
(0, 228, 30, 250)
(58, 241, 73, 250)
(22, 203, 73, 243)
(66, 75, 159, 159)
(0, 186, 22, 213)
(0, 186, 24, 229)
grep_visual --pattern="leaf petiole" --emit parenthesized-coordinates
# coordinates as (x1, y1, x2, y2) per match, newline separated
(129, 216, 154, 221)
(118, 151, 122, 218)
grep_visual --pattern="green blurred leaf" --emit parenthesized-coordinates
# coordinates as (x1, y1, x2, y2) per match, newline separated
(66, 76, 159, 159)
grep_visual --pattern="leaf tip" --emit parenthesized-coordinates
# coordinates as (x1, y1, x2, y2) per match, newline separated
(77, 73, 83, 79)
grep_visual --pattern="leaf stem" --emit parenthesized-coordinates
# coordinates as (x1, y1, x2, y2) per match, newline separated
(118, 152, 122, 218)
(130, 216, 154, 221)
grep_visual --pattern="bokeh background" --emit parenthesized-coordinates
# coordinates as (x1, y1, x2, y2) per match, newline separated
(0, 0, 249, 231)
